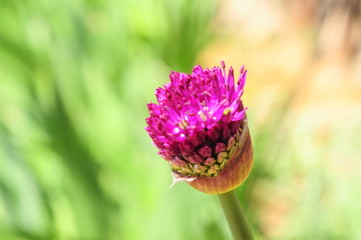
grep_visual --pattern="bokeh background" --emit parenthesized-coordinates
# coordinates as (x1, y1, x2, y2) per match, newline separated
(1, 0, 361, 239)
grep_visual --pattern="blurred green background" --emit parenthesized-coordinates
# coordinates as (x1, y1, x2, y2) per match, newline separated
(1, 0, 361, 239)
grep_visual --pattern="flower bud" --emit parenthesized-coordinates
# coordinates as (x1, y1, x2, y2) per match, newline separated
(146, 61, 253, 194)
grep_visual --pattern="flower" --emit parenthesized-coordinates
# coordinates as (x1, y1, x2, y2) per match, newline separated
(146, 61, 253, 194)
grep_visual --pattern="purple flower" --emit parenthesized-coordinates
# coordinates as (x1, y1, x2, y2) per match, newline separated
(146, 61, 253, 193)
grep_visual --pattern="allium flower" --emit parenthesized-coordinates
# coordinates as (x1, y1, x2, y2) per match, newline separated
(146, 61, 253, 194)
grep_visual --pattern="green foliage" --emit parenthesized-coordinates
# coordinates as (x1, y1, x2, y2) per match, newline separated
(0, 0, 221, 239)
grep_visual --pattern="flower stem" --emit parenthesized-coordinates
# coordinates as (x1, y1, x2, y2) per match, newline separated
(218, 190, 254, 240)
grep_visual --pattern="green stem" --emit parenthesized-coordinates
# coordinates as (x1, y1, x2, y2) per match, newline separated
(218, 190, 254, 240)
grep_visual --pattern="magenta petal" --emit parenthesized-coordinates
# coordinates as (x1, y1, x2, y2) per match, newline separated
(198, 145, 212, 158)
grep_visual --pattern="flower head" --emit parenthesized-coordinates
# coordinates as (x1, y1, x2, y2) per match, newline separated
(146, 61, 253, 194)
